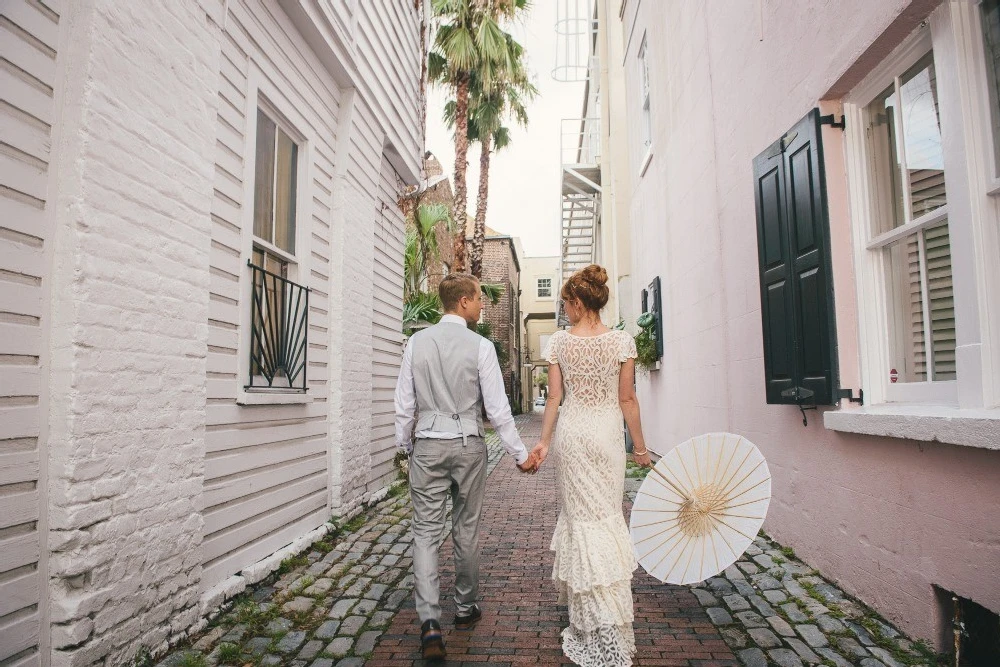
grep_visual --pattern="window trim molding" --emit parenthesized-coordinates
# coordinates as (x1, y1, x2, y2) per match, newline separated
(843, 25, 952, 406)
(237, 63, 314, 405)
(841, 3, 1000, 419)
(824, 403, 1000, 450)
(949, 0, 1000, 408)
(636, 31, 653, 173)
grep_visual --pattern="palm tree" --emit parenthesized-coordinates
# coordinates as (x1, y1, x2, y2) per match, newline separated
(467, 36, 534, 278)
(403, 203, 452, 331)
(404, 203, 452, 300)
(428, 0, 527, 272)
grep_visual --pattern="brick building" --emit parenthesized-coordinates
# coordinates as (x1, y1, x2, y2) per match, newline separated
(467, 223, 524, 410)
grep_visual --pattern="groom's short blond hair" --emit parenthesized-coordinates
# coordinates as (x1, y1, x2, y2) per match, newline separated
(439, 273, 479, 311)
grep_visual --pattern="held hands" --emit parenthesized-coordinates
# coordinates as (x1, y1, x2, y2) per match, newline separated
(516, 451, 537, 474)
(516, 441, 550, 474)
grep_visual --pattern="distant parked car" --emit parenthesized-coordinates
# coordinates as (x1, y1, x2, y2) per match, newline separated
(534, 397, 546, 407)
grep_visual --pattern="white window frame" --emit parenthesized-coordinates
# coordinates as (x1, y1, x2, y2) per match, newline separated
(237, 65, 313, 405)
(976, 0, 1000, 193)
(637, 33, 653, 176)
(830, 2, 1000, 444)
(537, 277, 553, 300)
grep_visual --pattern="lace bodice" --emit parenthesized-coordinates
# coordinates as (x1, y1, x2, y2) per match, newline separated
(544, 330, 636, 409)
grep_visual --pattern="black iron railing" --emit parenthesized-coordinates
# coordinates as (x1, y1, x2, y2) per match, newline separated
(247, 260, 309, 391)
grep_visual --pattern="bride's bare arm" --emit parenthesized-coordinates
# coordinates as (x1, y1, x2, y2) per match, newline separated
(531, 361, 563, 469)
(619, 359, 652, 467)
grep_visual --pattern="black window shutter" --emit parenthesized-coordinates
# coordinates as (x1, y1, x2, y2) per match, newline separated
(648, 277, 664, 360)
(753, 108, 838, 406)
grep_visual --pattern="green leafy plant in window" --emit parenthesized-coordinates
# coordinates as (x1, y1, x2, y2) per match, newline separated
(634, 311, 659, 371)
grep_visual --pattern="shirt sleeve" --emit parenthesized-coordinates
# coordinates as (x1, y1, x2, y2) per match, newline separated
(478, 338, 529, 465)
(620, 330, 638, 362)
(543, 331, 560, 365)
(394, 341, 417, 454)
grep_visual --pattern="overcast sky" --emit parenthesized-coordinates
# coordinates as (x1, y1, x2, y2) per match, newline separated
(425, 1, 585, 258)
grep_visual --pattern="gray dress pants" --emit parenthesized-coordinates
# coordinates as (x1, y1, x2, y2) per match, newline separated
(408, 436, 488, 622)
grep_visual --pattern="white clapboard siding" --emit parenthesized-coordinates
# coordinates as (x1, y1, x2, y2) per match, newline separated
(0, 1, 58, 662)
(354, 2, 423, 179)
(369, 156, 405, 493)
(201, 0, 340, 592)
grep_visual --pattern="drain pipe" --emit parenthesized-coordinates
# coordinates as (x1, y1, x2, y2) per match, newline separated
(952, 595, 962, 667)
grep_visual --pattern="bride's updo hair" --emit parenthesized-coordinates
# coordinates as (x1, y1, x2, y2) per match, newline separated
(560, 264, 610, 312)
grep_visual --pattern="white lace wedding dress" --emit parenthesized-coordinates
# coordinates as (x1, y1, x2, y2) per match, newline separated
(545, 329, 638, 667)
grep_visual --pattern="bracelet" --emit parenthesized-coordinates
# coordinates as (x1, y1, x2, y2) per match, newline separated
(632, 448, 648, 456)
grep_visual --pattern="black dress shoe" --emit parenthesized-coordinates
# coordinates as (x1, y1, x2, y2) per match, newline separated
(421, 619, 446, 660)
(455, 604, 482, 629)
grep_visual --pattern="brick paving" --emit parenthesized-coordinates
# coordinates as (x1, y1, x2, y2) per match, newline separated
(159, 413, 937, 667)
(369, 416, 738, 667)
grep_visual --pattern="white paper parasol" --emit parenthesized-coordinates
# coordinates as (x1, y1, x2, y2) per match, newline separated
(629, 432, 771, 585)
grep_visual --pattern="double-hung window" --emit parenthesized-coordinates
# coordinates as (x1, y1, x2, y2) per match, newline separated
(838, 1, 1000, 419)
(637, 33, 652, 172)
(247, 106, 308, 392)
(862, 51, 956, 397)
(537, 277, 552, 299)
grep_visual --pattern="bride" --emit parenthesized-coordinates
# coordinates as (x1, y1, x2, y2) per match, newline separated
(530, 264, 652, 666)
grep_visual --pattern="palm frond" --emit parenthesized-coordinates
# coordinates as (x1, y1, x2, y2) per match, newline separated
(403, 291, 443, 329)
(428, 51, 448, 83)
(492, 126, 511, 151)
(480, 282, 504, 305)
(442, 25, 478, 71)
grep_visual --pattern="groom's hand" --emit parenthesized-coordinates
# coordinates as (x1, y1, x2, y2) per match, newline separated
(517, 451, 537, 474)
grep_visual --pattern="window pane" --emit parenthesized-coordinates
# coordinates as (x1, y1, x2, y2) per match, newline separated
(899, 53, 946, 217)
(983, 0, 1000, 174)
(885, 234, 926, 383)
(924, 221, 956, 380)
(884, 221, 955, 384)
(254, 110, 276, 243)
(251, 249, 288, 380)
(275, 128, 298, 254)
(866, 85, 905, 234)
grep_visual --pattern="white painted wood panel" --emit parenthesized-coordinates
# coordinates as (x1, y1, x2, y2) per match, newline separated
(201, 0, 340, 591)
(369, 156, 404, 494)
(0, 0, 56, 660)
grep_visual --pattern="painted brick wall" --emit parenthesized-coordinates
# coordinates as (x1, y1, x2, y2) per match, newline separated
(45, 1, 219, 664)
(622, 0, 1000, 645)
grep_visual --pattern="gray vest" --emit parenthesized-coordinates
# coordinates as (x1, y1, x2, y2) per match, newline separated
(410, 320, 485, 438)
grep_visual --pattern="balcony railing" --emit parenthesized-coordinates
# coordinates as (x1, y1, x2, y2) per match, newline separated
(247, 260, 309, 391)
(561, 117, 602, 166)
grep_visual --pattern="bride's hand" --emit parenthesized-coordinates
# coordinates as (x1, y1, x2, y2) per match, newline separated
(632, 450, 652, 468)
(531, 441, 550, 469)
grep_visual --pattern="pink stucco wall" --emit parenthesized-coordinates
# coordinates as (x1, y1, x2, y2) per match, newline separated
(625, 0, 1000, 645)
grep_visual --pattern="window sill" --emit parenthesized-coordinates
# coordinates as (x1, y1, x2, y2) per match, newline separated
(238, 390, 312, 406)
(639, 147, 653, 177)
(824, 404, 1000, 451)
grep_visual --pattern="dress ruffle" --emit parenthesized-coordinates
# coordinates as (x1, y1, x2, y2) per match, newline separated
(551, 513, 637, 666)
(562, 623, 636, 667)
(557, 579, 635, 630)
(550, 513, 637, 594)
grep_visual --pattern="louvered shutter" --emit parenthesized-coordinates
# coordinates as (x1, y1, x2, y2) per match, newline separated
(648, 276, 664, 360)
(753, 109, 838, 405)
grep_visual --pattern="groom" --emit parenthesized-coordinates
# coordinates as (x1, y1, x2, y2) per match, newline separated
(394, 272, 536, 660)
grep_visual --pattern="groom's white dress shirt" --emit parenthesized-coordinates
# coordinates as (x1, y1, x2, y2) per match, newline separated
(395, 314, 529, 465)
